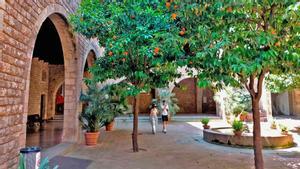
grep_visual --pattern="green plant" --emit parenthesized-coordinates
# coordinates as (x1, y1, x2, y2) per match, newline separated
(18, 154, 58, 169)
(232, 106, 244, 117)
(279, 124, 288, 132)
(201, 118, 210, 126)
(270, 120, 277, 129)
(153, 89, 180, 117)
(79, 84, 128, 132)
(232, 120, 244, 132)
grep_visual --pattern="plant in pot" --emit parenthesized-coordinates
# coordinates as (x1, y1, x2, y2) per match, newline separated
(270, 120, 277, 130)
(232, 119, 244, 137)
(279, 124, 288, 135)
(239, 111, 248, 122)
(79, 84, 114, 145)
(201, 118, 210, 129)
(102, 84, 129, 131)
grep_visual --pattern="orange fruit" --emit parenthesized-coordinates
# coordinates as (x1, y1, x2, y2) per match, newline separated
(275, 41, 281, 47)
(271, 29, 276, 35)
(154, 47, 160, 54)
(189, 61, 193, 64)
(124, 51, 129, 56)
(108, 51, 113, 56)
(166, 2, 171, 8)
(171, 13, 177, 20)
(181, 27, 186, 31)
(174, 5, 178, 9)
(226, 7, 233, 12)
(179, 30, 185, 36)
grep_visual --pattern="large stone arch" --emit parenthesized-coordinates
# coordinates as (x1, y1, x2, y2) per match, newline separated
(23, 4, 79, 144)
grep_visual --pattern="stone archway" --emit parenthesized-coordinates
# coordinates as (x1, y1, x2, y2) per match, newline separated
(24, 5, 78, 145)
(172, 78, 216, 114)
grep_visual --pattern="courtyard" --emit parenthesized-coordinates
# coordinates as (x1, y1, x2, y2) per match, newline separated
(46, 118, 300, 169)
(0, 1, 299, 169)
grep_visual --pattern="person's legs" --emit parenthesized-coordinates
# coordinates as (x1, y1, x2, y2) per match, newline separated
(162, 115, 168, 133)
(150, 116, 156, 134)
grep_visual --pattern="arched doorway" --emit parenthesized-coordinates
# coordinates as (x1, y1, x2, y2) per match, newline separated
(82, 50, 96, 112)
(172, 78, 216, 114)
(25, 14, 73, 149)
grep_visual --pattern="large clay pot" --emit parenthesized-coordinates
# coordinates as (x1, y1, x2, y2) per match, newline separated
(85, 132, 100, 146)
(105, 121, 114, 131)
(234, 130, 242, 137)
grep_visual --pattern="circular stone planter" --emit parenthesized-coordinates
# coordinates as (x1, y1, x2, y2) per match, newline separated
(203, 127, 294, 149)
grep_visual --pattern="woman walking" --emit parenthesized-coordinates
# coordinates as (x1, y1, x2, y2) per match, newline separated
(161, 100, 169, 133)
(149, 103, 159, 134)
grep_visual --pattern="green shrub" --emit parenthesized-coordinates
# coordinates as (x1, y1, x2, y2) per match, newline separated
(232, 119, 244, 132)
(279, 124, 288, 132)
(201, 118, 210, 125)
(232, 106, 244, 117)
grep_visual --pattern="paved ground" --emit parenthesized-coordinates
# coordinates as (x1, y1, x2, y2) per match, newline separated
(49, 120, 300, 169)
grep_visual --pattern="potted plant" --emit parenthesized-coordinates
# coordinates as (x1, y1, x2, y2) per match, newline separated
(239, 111, 248, 122)
(102, 84, 129, 131)
(201, 118, 210, 129)
(279, 124, 288, 135)
(270, 120, 277, 129)
(79, 84, 112, 145)
(232, 119, 244, 136)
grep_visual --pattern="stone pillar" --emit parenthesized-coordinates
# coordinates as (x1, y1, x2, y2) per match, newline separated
(214, 90, 226, 119)
(196, 87, 203, 113)
(259, 83, 272, 120)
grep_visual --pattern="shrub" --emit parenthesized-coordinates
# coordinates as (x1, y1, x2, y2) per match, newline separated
(201, 118, 210, 125)
(232, 119, 244, 132)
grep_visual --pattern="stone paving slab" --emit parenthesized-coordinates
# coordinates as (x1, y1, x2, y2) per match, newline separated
(52, 121, 300, 169)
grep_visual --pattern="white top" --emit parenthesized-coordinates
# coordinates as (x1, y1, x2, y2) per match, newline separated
(161, 103, 169, 116)
(150, 108, 158, 117)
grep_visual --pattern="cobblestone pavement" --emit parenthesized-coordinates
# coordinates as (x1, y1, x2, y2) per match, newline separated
(52, 120, 300, 169)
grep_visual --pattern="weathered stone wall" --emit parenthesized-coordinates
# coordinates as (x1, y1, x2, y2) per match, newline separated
(28, 58, 49, 118)
(48, 64, 64, 119)
(272, 89, 300, 116)
(0, 1, 102, 168)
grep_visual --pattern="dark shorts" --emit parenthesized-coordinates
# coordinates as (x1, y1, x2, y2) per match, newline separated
(162, 115, 168, 122)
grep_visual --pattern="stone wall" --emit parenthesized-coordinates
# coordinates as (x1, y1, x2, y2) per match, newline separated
(28, 58, 49, 118)
(272, 89, 300, 116)
(0, 1, 102, 168)
(48, 64, 64, 119)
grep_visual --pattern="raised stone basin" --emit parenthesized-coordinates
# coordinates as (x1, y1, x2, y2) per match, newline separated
(203, 127, 294, 149)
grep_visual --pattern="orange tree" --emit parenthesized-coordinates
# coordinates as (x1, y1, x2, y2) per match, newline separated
(173, 1, 299, 169)
(70, 0, 184, 152)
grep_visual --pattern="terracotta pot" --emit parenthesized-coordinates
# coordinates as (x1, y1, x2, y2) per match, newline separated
(234, 130, 242, 137)
(85, 132, 100, 146)
(239, 114, 247, 122)
(203, 125, 210, 129)
(105, 121, 114, 131)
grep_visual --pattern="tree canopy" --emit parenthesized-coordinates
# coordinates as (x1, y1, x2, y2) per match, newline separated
(70, 0, 185, 95)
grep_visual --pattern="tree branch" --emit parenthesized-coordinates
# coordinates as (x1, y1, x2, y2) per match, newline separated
(255, 69, 269, 100)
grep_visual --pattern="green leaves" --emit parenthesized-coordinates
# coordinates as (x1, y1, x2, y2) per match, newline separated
(71, 0, 183, 97)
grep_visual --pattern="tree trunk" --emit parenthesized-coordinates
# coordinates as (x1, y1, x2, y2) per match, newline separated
(132, 95, 139, 152)
(252, 97, 264, 169)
